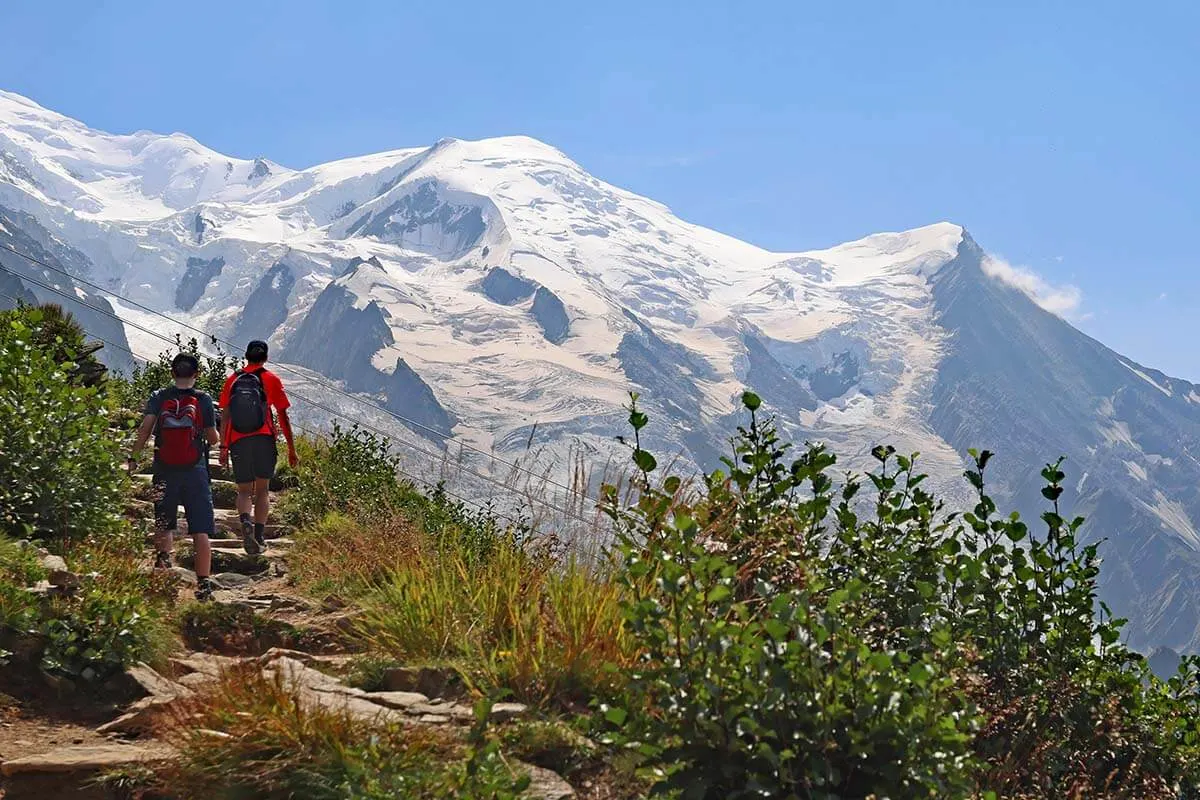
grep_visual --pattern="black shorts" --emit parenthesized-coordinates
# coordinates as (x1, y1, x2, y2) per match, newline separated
(231, 435, 278, 484)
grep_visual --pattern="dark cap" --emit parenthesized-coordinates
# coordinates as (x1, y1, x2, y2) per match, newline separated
(245, 340, 269, 362)
(171, 353, 200, 377)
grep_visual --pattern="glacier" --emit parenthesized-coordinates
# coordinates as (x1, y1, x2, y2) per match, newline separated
(3, 89, 1200, 655)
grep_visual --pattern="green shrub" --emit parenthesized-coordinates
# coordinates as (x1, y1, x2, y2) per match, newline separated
(601, 391, 1200, 798)
(0, 306, 125, 542)
(39, 530, 176, 681)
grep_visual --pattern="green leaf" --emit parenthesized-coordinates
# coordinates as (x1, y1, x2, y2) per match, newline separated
(604, 706, 628, 726)
(741, 390, 762, 411)
(633, 449, 657, 474)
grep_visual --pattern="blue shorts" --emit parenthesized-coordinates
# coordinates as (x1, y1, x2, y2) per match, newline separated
(153, 465, 215, 536)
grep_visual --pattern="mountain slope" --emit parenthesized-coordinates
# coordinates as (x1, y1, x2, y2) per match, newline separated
(2, 89, 1199, 652)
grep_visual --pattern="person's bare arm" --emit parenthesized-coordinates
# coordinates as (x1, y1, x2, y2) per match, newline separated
(277, 408, 298, 467)
(130, 414, 156, 456)
(219, 414, 232, 466)
(129, 414, 156, 470)
(205, 426, 220, 447)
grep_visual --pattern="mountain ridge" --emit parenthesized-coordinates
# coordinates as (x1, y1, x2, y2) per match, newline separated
(3, 89, 1200, 654)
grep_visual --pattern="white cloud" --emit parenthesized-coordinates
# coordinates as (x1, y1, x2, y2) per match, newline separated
(1159, 292, 1169, 301)
(981, 255, 1084, 319)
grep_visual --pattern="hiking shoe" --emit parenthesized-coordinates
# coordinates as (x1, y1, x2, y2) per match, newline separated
(255, 527, 267, 551)
(153, 551, 173, 570)
(195, 578, 215, 603)
(242, 520, 262, 555)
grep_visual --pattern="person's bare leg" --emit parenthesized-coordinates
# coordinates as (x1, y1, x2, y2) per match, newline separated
(237, 483, 254, 517)
(253, 478, 271, 524)
(192, 533, 212, 578)
(154, 529, 174, 563)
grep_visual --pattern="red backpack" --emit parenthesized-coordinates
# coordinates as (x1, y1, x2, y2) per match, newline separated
(157, 391, 203, 468)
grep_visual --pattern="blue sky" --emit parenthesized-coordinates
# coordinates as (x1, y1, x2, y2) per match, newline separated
(3, 1, 1198, 376)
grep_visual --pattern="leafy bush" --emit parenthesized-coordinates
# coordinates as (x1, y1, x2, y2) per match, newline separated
(160, 668, 533, 799)
(39, 529, 176, 681)
(0, 536, 45, 631)
(601, 392, 1200, 798)
(0, 306, 125, 542)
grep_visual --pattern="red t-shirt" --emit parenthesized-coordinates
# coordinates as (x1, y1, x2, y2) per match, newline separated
(219, 366, 291, 446)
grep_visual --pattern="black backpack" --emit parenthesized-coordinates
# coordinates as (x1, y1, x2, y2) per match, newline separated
(228, 369, 268, 434)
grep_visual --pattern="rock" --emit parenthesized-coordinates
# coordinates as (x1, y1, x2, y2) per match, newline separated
(171, 566, 199, 586)
(410, 702, 473, 722)
(381, 665, 466, 699)
(419, 714, 451, 725)
(170, 652, 241, 677)
(489, 702, 528, 723)
(96, 695, 178, 736)
(48, 569, 81, 590)
(320, 595, 347, 612)
(362, 690, 430, 709)
(270, 595, 314, 612)
(1, 741, 176, 800)
(131, 663, 192, 698)
(105, 663, 192, 702)
(209, 480, 239, 510)
(176, 671, 217, 690)
(179, 548, 267, 575)
(211, 572, 254, 590)
(39, 554, 68, 572)
(257, 647, 322, 666)
(520, 762, 577, 800)
(1, 741, 175, 776)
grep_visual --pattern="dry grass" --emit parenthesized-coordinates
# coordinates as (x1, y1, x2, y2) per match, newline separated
(157, 667, 530, 800)
(354, 544, 632, 708)
(288, 509, 633, 709)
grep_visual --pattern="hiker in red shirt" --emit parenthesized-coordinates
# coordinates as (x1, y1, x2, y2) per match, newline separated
(218, 340, 298, 555)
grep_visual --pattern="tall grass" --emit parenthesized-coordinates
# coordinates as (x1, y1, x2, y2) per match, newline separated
(284, 424, 635, 709)
(354, 544, 631, 707)
(159, 668, 531, 799)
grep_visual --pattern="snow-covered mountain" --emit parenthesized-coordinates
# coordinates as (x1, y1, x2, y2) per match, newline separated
(3, 89, 1200, 654)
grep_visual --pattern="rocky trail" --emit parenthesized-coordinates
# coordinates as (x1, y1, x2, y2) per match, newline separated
(0, 459, 575, 799)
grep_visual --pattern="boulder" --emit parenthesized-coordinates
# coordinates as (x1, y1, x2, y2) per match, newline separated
(521, 762, 577, 800)
(169, 652, 241, 677)
(48, 569, 81, 590)
(115, 663, 192, 701)
(211, 572, 255, 590)
(39, 554, 68, 572)
(171, 566, 199, 586)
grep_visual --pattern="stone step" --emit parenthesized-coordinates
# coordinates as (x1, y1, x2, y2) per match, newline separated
(213, 508, 289, 538)
(177, 548, 268, 576)
(0, 742, 175, 800)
